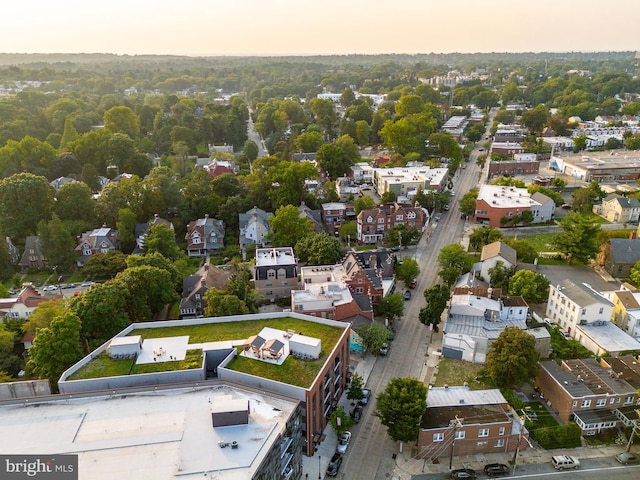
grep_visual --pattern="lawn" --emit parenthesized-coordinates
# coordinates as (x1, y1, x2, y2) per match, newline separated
(522, 401, 559, 430)
(432, 358, 493, 390)
(68, 349, 204, 380)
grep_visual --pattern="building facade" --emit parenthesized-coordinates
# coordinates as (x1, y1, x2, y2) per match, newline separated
(254, 247, 299, 302)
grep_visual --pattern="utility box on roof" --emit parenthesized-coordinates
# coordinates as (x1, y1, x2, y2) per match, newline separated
(211, 398, 249, 427)
(107, 336, 142, 359)
(289, 334, 321, 359)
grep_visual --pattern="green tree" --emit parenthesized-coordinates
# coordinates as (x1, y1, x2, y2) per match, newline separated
(103, 105, 140, 138)
(419, 284, 450, 328)
(27, 312, 83, 390)
(143, 224, 180, 260)
(338, 221, 357, 244)
(354, 322, 389, 355)
(492, 176, 526, 188)
(374, 377, 427, 445)
(509, 269, 550, 303)
(81, 250, 128, 281)
(571, 181, 603, 213)
(552, 212, 601, 264)
(354, 195, 376, 214)
(437, 244, 470, 286)
(630, 260, 640, 287)
(243, 140, 259, 162)
(23, 300, 67, 335)
(114, 266, 179, 322)
(483, 326, 539, 388)
(386, 224, 420, 248)
(267, 204, 314, 247)
(204, 288, 250, 317)
(54, 181, 96, 234)
(126, 252, 182, 289)
(347, 372, 365, 402)
(396, 258, 420, 285)
(520, 105, 548, 135)
(59, 118, 80, 150)
(375, 292, 404, 322)
(458, 189, 479, 217)
(225, 260, 259, 313)
(294, 131, 324, 153)
(295, 233, 343, 265)
(38, 215, 77, 272)
(380, 190, 397, 204)
(468, 226, 502, 252)
(269, 160, 317, 207)
(504, 238, 538, 264)
(573, 134, 588, 153)
(0, 173, 54, 243)
(527, 185, 564, 207)
(116, 207, 138, 254)
(316, 143, 352, 181)
(329, 407, 353, 435)
(487, 261, 514, 291)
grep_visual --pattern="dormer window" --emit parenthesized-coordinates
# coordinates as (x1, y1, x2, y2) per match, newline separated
(367, 216, 374, 223)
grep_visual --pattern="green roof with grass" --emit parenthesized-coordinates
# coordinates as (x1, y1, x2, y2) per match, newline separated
(67, 317, 346, 388)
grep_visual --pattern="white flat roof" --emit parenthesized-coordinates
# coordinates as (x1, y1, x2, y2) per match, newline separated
(0, 385, 297, 480)
(255, 247, 296, 266)
(109, 335, 141, 347)
(427, 386, 506, 407)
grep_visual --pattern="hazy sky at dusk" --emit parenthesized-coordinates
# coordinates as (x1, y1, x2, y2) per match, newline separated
(2, 1, 638, 56)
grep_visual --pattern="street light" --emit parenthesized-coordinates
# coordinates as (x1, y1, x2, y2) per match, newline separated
(318, 455, 321, 479)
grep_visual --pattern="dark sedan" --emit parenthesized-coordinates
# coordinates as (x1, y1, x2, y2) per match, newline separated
(484, 463, 510, 476)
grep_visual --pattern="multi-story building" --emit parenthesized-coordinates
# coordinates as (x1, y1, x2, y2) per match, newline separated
(75, 225, 119, 267)
(254, 247, 299, 302)
(58, 312, 351, 462)
(372, 166, 449, 199)
(474, 185, 554, 228)
(597, 238, 640, 278)
(239, 206, 272, 248)
(185, 215, 225, 256)
(487, 155, 540, 179)
(550, 151, 640, 183)
(350, 162, 373, 184)
(356, 203, 428, 244)
(490, 142, 525, 158)
(321, 202, 356, 232)
(593, 193, 640, 223)
(536, 358, 638, 428)
(341, 249, 396, 304)
(418, 387, 527, 460)
(606, 284, 640, 339)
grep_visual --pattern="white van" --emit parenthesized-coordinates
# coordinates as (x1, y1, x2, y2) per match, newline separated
(551, 455, 580, 470)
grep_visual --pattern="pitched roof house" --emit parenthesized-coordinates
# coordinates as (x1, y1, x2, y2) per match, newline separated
(133, 214, 175, 255)
(477, 241, 517, 282)
(356, 203, 428, 244)
(298, 202, 323, 233)
(0, 284, 59, 320)
(185, 215, 225, 256)
(593, 193, 640, 223)
(179, 263, 231, 318)
(341, 249, 397, 304)
(239, 207, 272, 248)
(19, 236, 48, 272)
(75, 226, 119, 267)
(597, 238, 640, 278)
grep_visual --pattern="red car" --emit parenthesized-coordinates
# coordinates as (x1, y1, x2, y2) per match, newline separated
(408, 279, 417, 289)
(561, 204, 572, 209)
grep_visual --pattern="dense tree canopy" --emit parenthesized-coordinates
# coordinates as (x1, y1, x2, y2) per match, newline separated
(484, 326, 539, 388)
(374, 377, 427, 444)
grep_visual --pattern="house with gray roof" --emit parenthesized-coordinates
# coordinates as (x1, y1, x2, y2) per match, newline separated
(597, 237, 640, 278)
(75, 225, 119, 267)
(442, 287, 530, 363)
(19, 236, 48, 272)
(593, 193, 640, 223)
(133, 214, 175, 255)
(179, 262, 231, 318)
(298, 202, 323, 233)
(341, 249, 396, 304)
(239, 206, 272, 248)
(477, 240, 517, 282)
(185, 215, 225, 256)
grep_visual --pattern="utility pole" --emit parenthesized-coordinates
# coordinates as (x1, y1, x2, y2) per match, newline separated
(448, 416, 463, 470)
(512, 415, 525, 475)
(625, 409, 640, 452)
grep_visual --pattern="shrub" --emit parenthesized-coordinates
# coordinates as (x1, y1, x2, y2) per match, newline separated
(530, 423, 582, 449)
(500, 388, 524, 411)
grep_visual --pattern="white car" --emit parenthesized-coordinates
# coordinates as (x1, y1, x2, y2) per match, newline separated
(336, 431, 351, 454)
(42, 285, 58, 292)
(81, 281, 96, 287)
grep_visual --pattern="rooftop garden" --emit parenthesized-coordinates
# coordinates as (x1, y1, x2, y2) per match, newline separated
(67, 317, 345, 387)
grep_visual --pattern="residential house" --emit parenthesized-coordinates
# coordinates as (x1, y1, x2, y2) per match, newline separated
(75, 226, 119, 267)
(298, 202, 323, 233)
(133, 214, 174, 255)
(0, 284, 59, 320)
(356, 203, 428, 244)
(239, 206, 272, 248)
(536, 358, 637, 429)
(490, 142, 525, 158)
(322, 203, 356, 233)
(605, 284, 640, 339)
(477, 241, 517, 283)
(335, 177, 360, 201)
(185, 215, 225, 256)
(418, 387, 527, 460)
(474, 185, 554, 228)
(179, 263, 231, 319)
(546, 279, 640, 355)
(597, 238, 640, 278)
(442, 287, 530, 364)
(350, 162, 373, 184)
(253, 247, 298, 302)
(593, 193, 640, 223)
(50, 176, 77, 190)
(18, 236, 48, 272)
(341, 249, 396, 304)
(494, 125, 527, 143)
(291, 265, 372, 321)
(203, 159, 236, 178)
(487, 155, 540, 179)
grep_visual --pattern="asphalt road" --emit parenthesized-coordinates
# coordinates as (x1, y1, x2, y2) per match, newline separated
(341, 115, 494, 480)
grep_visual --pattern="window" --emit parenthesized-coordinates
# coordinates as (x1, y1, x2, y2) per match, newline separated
(396, 215, 403, 221)
(572, 401, 578, 407)
(599, 307, 604, 315)
(478, 428, 489, 438)
(581, 400, 591, 408)
(355, 287, 364, 294)
(378, 218, 385, 224)
(625, 396, 634, 405)
(454, 431, 465, 440)
(494, 439, 505, 448)
(192, 237, 201, 245)
(498, 427, 505, 436)
(596, 399, 606, 407)
(581, 308, 586, 315)
(268, 270, 275, 278)
(433, 433, 444, 442)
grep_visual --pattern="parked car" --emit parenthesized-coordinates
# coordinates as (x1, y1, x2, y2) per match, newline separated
(81, 281, 96, 287)
(484, 463, 510, 476)
(450, 468, 477, 479)
(61, 283, 76, 289)
(561, 203, 572, 209)
(359, 388, 371, 405)
(326, 452, 343, 477)
(351, 405, 363, 423)
(404, 290, 412, 300)
(379, 343, 389, 355)
(615, 452, 639, 464)
(336, 431, 351, 454)
(408, 279, 417, 289)
(8, 289, 16, 295)
(551, 455, 580, 470)
(443, 204, 450, 211)
(42, 285, 58, 292)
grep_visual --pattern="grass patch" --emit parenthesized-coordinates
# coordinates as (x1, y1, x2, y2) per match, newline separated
(355, 245, 377, 251)
(432, 358, 493, 389)
(227, 353, 323, 387)
(522, 400, 560, 430)
(68, 354, 135, 380)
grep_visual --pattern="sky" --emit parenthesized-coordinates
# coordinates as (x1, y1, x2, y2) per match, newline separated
(2, 0, 638, 57)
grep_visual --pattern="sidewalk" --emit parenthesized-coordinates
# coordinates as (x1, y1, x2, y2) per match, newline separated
(301, 351, 378, 478)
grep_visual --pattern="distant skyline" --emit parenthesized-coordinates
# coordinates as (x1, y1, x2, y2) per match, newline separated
(2, 1, 638, 57)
